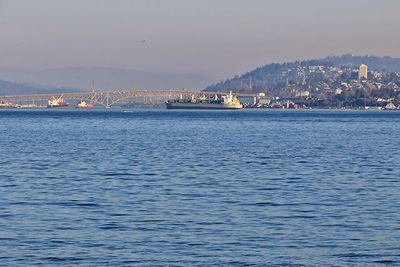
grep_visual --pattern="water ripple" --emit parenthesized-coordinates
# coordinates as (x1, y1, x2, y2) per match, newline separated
(0, 109, 399, 266)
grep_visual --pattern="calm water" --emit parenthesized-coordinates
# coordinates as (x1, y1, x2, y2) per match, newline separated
(0, 109, 399, 266)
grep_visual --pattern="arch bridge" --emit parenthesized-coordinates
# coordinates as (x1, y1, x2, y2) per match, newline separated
(0, 90, 258, 108)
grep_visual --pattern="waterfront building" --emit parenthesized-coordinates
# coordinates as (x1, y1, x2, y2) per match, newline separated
(335, 89, 343, 95)
(359, 64, 368, 80)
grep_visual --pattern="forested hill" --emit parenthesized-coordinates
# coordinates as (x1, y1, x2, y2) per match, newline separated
(204, 54, 400, 97)
(324, 54, 400, 72)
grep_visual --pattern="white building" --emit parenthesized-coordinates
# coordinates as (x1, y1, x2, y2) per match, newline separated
(335, 89, 343, 95)
(358, 64, 368, 80)
(295, 91, 310, 97)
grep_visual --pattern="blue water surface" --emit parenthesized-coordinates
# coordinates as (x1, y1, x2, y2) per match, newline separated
(0, 109, 399, 266)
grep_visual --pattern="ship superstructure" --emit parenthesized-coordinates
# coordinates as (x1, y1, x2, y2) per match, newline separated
(47, 96, 69, 108)
(165, 91, 243, 109)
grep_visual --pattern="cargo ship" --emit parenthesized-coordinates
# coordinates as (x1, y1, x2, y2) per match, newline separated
(76, 100, 94, 109)
(47, 96, 69, 108)
(165, 91, 243, 109)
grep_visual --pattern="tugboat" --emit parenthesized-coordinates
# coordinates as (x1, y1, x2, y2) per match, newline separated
(47, 96, 69, 108)
(76, 100, 94, 109)
(165, 91, 243, 109)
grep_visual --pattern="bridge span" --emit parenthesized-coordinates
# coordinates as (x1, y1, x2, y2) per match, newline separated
(0, 90, 258, 108)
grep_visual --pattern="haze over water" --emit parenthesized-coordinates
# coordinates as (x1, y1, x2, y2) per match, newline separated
(1, 0, 400, 88)
(1, 109, 399, 266)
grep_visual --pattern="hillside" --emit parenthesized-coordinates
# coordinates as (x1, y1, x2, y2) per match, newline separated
(204, 54, 400, 98)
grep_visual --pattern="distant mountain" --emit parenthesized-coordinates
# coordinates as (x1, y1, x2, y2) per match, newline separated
(0, 68, 211, 91)
(0, 80, 82, 96)
(204, 54, 400, 95)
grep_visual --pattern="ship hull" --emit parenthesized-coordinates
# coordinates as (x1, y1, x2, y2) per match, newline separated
(76, 105, 94, 109)
(47, 105, 69, 108)
(166, 102, 243, 109)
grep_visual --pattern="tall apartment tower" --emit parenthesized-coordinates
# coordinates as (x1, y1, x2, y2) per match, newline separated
(358, 64, 368, 80)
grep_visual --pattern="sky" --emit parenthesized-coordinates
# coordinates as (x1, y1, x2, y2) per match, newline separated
(0, 0, 400, 80)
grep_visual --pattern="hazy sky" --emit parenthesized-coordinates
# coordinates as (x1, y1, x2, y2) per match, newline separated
(1, 0, 399, 79)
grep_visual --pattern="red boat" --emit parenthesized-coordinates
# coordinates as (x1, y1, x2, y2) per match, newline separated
(76, 101, 94, 109)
